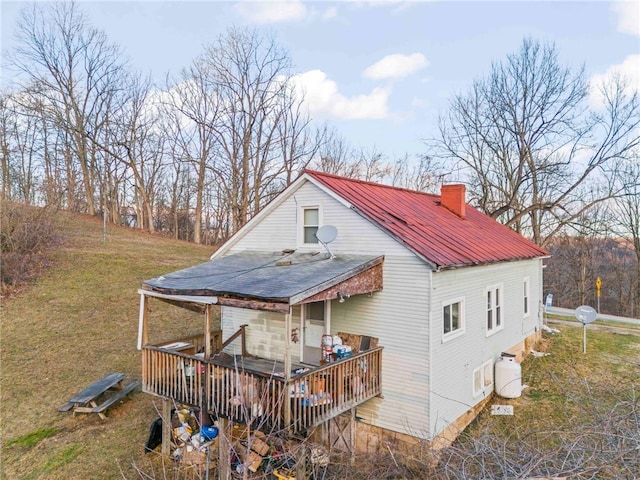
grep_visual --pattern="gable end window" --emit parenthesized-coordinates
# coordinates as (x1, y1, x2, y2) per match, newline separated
(443, 298, 465, 341)
(486, 284, 503, 335)
(301, 207, 320, 244)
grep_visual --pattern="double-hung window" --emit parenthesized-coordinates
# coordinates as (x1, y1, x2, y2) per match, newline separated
(443, 298, 464, 341)
(486, 284, 503, 334)
(523, 277, 530, 317)
(301, 207, 319, 245)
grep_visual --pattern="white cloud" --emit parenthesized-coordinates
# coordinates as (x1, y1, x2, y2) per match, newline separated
(235, 0, 308, 24)
(363, 53, 428, 81)
(589, 54, 640, 109)
(611, 1, 640, 36)
(290, 69, 391, 120)
(234, 0, 338, 24)
(322, 6, 338, 20)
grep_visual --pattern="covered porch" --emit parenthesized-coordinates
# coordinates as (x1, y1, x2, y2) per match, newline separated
(137, 251, 384, 438)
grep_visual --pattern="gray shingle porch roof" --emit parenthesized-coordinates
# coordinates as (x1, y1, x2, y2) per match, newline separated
(142, 251, 384, 312)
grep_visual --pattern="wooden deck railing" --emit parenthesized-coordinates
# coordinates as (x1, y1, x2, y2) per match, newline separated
(142, 339, 382, 433)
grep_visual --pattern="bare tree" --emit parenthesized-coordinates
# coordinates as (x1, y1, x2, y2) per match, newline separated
(201, 28, 295, 233)
(0, 93, 17, 202)
(88, 74, 164, 232)
(430, 38, 640, 246)
(164, 59, 223, 244)
(611, 153, 640, 317)
(12, 1, 128, 216)
(390, 154, 445, 193)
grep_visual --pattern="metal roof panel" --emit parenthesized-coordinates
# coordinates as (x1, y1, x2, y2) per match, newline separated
(305, 170, 549, 269)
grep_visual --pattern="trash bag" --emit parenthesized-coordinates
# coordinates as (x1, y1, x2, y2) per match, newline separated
(145, 417, 163, 453)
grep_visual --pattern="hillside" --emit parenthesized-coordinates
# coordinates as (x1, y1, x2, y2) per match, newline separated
(1, 210, 213, 479)
(2, 210, 639, 479)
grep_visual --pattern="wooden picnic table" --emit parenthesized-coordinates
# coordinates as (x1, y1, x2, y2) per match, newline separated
(58, 372, 138, 419)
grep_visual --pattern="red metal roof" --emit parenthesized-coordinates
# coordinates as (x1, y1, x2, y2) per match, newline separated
(305, 170, 550, 270)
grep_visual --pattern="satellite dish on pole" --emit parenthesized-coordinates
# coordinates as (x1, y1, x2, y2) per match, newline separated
(575, 305, 597, 354)
(315, 225, 338, 259)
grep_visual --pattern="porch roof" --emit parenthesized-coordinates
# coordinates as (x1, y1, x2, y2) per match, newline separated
(142, 251, 384, 312)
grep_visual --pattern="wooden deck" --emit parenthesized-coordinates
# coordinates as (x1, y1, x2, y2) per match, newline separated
(141, 333, 382, 433)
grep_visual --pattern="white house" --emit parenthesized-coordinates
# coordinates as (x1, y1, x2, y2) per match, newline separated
(138, 169, 549, 458)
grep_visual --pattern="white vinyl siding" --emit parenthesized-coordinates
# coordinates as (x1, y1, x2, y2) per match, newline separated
(429, 260, 543, 437)
(331, 254, 431, 437)
(228, 181, 413, 257)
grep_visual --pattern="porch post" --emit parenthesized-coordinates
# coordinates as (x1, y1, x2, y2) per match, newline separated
(284, 307, 292, 429)
(204, 304, 212, 357)
(218, 417, 231, 480)
(161, 398, 172, 457)
(137, 293, 149, 350)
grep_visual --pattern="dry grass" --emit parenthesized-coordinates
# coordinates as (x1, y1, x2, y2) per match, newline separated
(1, 210, 213, 480)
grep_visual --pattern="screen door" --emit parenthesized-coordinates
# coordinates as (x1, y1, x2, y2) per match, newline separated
(303, 301, 325, 365)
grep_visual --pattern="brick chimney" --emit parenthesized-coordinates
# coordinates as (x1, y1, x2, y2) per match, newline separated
(440, 184, 466, 218)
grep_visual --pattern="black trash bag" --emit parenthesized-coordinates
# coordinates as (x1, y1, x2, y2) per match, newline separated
(145, 417, 163, 453)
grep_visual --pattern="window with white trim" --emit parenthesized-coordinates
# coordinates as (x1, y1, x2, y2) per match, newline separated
(473, 359, 494, 397)
(523, 277, 530, 317)
(301, 206, 319, 244)
(443, 298, 464, 341)
(486, 284, 503, 334)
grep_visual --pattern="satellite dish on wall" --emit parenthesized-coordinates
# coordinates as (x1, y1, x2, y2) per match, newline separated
(315, 225, 338, 259)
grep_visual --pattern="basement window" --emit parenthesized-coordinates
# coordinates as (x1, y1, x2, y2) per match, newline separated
(473, 359, 494, 397)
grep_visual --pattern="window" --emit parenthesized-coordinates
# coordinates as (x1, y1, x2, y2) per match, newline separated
(486, 284, 503, 334)
(443, 298, 464, 341)
(523, 277, 530, 317)
(306, 301, 324, 320)
(473, 360, 494, 397)
(302, 207, 319, 244)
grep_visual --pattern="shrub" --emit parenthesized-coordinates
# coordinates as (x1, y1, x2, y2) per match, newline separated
(1, 202, 62, 295)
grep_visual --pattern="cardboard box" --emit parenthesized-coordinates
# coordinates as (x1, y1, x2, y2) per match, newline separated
(250, 436, 270, 456)
(182, 449, 206, 465)
(236, 443, 263, 472)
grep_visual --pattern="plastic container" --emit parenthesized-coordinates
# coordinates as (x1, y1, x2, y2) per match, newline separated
(200, 425, 218, 440)
(495, 352, 522, 398)
(321, 334, 333, 361)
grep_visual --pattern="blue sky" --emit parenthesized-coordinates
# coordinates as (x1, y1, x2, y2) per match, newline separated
(2, 1, 638, 160)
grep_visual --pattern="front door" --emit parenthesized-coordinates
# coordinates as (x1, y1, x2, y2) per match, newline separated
(302, 301, 326, 365)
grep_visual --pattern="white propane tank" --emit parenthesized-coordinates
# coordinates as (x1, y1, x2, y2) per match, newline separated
(495, 352, 522, 399)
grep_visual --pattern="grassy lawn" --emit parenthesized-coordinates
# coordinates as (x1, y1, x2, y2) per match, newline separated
(2, 210, 639, 479)
(1, 211, 213, 480)
(446, 322, 640, 478)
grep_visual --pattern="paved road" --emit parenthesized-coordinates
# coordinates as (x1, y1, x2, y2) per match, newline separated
(545, 306, 640, 327)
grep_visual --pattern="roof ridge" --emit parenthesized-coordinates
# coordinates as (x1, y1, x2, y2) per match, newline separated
(304, 169, 441, 198)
